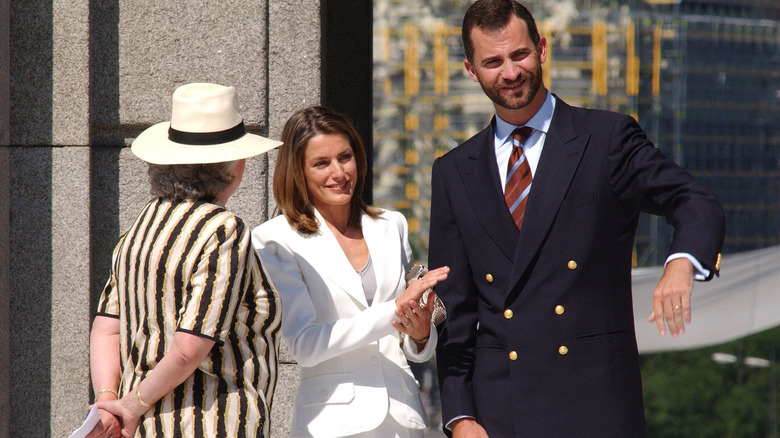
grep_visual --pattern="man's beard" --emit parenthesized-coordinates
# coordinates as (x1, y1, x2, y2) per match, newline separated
(479, 65, 542, 111)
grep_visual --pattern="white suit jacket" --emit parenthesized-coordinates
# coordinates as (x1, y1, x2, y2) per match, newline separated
(252, 208, 436, 438)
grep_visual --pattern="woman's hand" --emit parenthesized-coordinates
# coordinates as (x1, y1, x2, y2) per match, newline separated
(93, 331, 215, 437)
(392, 290, 437, 344)
(94, 395, 147, 438)
(89, 315, 122, 437)
(395, 265, 449, 307)
(84, 408, 121, 438)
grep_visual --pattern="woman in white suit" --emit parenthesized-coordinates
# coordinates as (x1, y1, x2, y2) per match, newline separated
(252, 106, 449, 438)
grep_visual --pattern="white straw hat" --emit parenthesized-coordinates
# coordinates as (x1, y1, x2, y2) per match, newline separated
(131, 83, 282, 164)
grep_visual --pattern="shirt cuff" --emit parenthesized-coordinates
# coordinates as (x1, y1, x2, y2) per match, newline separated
(445, 415, 476, 431)
(665, 252, 709, 281)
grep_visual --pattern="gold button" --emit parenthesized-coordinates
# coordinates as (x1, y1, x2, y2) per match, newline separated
(555, 305, 565, 315)
(485, 273, 494, 283)
(509, 351, 518, 360)
(558, 346, 569, 356)
(567, 260, 577, 270)
(504, 309, 513, 319)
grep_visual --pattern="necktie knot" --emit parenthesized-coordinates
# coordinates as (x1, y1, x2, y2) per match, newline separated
(512, 126, 533, 147)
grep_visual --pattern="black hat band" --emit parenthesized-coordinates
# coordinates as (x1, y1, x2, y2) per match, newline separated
(168, 121, 246, 145)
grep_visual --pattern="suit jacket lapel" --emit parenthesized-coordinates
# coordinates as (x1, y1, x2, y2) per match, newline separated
(362, 213, 402, 305)
(456, 120, 520, 261)
(509, 100, 588, 290)
(311, 208, 368, 308)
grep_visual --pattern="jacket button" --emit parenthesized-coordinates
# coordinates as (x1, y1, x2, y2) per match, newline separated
(486, 273, 494, 283)
(567, 260, 577, 270)
(555, 305, 565, 315)
(509, 351, 518, 360)
(558, 346, 569, 356)
(504, 309, 513, 319)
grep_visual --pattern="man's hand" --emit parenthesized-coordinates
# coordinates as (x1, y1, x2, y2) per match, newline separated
(648, 258, 694, 337)
(452, 418, 489, 438)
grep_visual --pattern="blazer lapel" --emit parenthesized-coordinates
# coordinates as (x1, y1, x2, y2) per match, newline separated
(311, 208, 368, 308)
(509, 100, 588, 290)
(362, 213, 403, 305)
(456, 120, 520, 262)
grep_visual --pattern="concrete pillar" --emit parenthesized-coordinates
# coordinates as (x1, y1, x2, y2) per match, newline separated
(0, 0, 10, 434)
(4, 0, 324, 435)
(8, 0, 55, 434)
(0, 142, 8, 438)
(0, 0, 7, 144)
(50, 0, 92, 434)
(268, 2, 322, 436)
(50, 147, 91, 434)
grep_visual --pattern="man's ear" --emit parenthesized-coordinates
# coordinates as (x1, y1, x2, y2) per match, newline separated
(464, 59, 479, 83)
(537, 36, 548, 64)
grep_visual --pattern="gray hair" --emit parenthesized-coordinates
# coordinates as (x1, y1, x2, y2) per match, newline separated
(148, 160, 237, 203)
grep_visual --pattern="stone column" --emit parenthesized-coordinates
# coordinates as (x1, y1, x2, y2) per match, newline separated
(8, 0, 56, 435)
(0, 0, 10, 434)
(268, 2, 322, 436)
(50, 0, 92, 435)
(4, 0, 323, 435)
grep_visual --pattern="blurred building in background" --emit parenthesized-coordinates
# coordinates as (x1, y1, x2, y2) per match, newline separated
(372, 0, 780, 265)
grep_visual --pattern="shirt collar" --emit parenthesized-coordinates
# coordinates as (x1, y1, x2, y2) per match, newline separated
(494, 91, 556, 145)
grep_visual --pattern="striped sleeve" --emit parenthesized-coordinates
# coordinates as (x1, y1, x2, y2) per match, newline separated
(176, 214, 248, 344)
(96, 235, 126, 317)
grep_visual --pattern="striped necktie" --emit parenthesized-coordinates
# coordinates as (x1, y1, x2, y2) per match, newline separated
(505, 126, 533, 231)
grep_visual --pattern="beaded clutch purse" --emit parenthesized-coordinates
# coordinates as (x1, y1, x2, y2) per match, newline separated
(405, 264, 447, 326)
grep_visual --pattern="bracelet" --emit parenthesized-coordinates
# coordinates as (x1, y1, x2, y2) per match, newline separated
(412, 336, 430, 344)
(94, 388, 119, 403)
(135, 387, 153, 408)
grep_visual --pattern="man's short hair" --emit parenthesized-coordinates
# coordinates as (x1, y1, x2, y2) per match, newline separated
(462, 0, 540, 64)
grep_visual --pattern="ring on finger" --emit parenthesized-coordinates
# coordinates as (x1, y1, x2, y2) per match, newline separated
(403, 320, 412, 327)
(673, 304, 681, 311)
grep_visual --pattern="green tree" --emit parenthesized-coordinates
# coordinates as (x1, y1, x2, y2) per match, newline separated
(641, 326, 780, 437)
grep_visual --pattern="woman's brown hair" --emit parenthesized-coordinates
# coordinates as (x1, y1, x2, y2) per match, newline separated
(274, 106, 379, 234)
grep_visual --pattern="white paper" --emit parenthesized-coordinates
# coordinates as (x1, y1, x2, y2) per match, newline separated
(68, 405, 101, 438)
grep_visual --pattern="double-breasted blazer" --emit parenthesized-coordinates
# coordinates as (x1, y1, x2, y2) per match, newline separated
(253, 208, 435, 438)
(429, 97, 725, 437)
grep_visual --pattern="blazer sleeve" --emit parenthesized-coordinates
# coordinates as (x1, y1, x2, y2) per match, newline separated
(252, 220, 403, 368)
(392, 209, 414, 273)
(401, 324, 438, 362)
(386, 209, 438, 362)
(428, 157, 480, 423)
(607, 114, 725, 278)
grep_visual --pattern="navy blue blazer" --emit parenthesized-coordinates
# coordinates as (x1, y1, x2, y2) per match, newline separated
(429, 97, 725, 437)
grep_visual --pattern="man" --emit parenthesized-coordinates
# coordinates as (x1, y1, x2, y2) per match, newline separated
(428, 1, 725, 437)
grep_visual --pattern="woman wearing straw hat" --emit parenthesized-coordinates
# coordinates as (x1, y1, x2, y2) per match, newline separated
(87, 83, 283, 438)
(252, 106, 449, 437)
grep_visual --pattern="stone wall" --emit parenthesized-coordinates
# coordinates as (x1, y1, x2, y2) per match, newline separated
(1, 0, 10, 433)
(0, 1, 320, 436)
